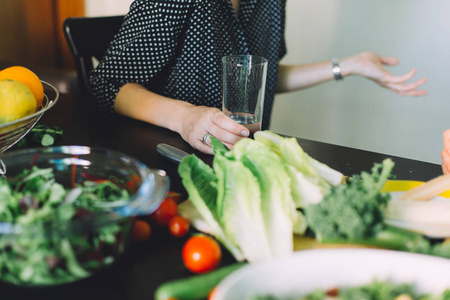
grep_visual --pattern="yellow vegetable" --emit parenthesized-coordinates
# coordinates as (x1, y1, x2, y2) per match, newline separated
(0, 79, 37, 124)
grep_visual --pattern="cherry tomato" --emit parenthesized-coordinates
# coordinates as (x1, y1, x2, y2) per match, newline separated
(208, 286, 218, 300)
(182, 235, 222, 273)
(168, 215, 190, 237)
(165, 191, 181, 203)
(125, 174, 140, 191)
(149, 197, 178, 227)
(132, 220, 152, 242)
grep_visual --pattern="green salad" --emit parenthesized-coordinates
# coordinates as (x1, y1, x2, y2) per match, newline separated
(0, 165, 133, 285)
(248, 280, 450, 300)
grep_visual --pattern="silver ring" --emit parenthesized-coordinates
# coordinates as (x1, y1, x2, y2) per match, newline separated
(202, 132, 213, 145)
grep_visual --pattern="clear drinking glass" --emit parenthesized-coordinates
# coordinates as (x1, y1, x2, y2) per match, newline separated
(222, 55, 268, 135)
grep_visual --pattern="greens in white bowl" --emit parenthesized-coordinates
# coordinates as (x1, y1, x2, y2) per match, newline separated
(212, 249, 450, 300)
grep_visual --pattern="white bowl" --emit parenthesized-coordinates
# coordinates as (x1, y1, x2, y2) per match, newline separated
(213, 248, 450, 300)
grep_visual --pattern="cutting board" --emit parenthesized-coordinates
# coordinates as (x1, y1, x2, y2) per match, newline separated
(293, 235, 375, 251)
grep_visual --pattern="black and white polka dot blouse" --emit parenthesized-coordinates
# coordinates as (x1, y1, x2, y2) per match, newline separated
(89, 0, 287, 129)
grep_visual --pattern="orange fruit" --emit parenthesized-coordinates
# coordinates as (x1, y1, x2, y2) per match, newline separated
(0, 79, 37, 124)
(0, 66, 44, 107)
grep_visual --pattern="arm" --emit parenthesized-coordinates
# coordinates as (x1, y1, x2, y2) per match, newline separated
(441, 129, 450, 174)
(90, 2, 248, 154)
(114, 83, 249, 155)
(277, 51, 427, 96)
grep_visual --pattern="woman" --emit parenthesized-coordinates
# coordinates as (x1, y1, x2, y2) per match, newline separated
(90, 0, 426, 154)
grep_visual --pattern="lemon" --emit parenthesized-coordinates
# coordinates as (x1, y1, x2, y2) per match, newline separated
(0, 79, 37, 124)
(0, 66, 44, 107)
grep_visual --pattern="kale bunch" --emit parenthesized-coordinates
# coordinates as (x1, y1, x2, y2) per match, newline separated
(305, 159, 393, 241)
(305, 159, 432, 254)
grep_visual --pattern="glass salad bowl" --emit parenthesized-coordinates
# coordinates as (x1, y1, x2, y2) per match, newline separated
(0, 146, 170, 286)
(0, 81, 59, 153)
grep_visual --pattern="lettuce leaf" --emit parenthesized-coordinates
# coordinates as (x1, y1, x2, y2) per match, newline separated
(178, 155, 244, 261)
(232, 139, 296, 257)
(254, 131, 343, 207)
(214, 153, 272, 261)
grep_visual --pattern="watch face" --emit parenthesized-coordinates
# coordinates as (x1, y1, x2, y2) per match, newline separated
(332, 59, 343, 80)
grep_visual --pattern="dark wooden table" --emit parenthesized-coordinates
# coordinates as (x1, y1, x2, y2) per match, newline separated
(0, 93, 443, 300)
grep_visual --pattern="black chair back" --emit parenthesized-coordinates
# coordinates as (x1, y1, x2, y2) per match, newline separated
(63, 15, 124, 98)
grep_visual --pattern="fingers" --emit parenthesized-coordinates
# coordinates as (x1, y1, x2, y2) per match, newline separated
(378, 67, 426, 96)
(380, 56, 399, 66)
(208, 111, 249, 144)
(440, 130, 450, 174)
(385, 77, 427, 96)
(442, 162, 449, 175)
(181, 107, 250, 155)
(359, 52, 427, 97)
(443, 129, 450, 149)
(441, 149, 450, 175)
(386, 68, 418, 84)
(397, 88, 427, 97)
(196, 141, 215, 155)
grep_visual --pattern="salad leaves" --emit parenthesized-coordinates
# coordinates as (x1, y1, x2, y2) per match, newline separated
(178, 131, 343, 262)
(248, 280, 450, 300)
(0, 166, 131, 285)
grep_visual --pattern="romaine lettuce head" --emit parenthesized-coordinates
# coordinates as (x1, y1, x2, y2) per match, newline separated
(214, 153, 272, 262)
(286, 165, 323, 208)
(255, 131, 343, 188)
(178, 132, 344, 263)
(232, 138, 296, 256)
(210, 136, 230, 156)
(178, 154, 244, 261)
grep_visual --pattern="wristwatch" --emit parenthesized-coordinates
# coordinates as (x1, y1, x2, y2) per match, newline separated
(331, 57, 343, 81)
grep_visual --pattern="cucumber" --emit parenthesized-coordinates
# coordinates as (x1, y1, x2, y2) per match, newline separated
(40, 133, 55, 146)
(154, 262, 246, 300)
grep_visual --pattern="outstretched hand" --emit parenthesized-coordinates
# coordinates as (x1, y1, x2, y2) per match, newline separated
(346, 51, 427, 96)
(176, 105, 249, 155)
(441, 130, 450, 174)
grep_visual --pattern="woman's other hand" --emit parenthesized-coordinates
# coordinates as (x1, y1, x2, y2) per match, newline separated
(342, 51, 427, 96)
(441, 129, 450, 174)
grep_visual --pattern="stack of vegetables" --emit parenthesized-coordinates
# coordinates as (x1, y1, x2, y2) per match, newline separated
(178, 131, 344, 262)
(179, 131, 450, 263)
(156, 131, 450, 300)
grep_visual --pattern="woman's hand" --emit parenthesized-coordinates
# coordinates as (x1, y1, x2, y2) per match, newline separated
(441, 130, 450, 174)
(114, 83, 249, 155)
(342, 51, 427, 96)
(175, 105, 249, 155)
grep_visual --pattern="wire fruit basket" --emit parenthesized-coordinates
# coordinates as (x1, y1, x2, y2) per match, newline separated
(0, 81, 59, 153)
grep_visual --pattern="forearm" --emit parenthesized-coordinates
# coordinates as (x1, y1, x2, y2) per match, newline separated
(114, 83, 250, 155)
(276, 57, 353, 93)
(276, 51, 426, 97)
(114, 83, 191, 133)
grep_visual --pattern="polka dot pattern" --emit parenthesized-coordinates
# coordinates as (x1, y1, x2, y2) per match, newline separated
(89, 0, 286, 129)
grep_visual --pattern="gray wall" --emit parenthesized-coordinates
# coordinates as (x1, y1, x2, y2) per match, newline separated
(270, 0, 450, 164)
(84, 0, 133, 16)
